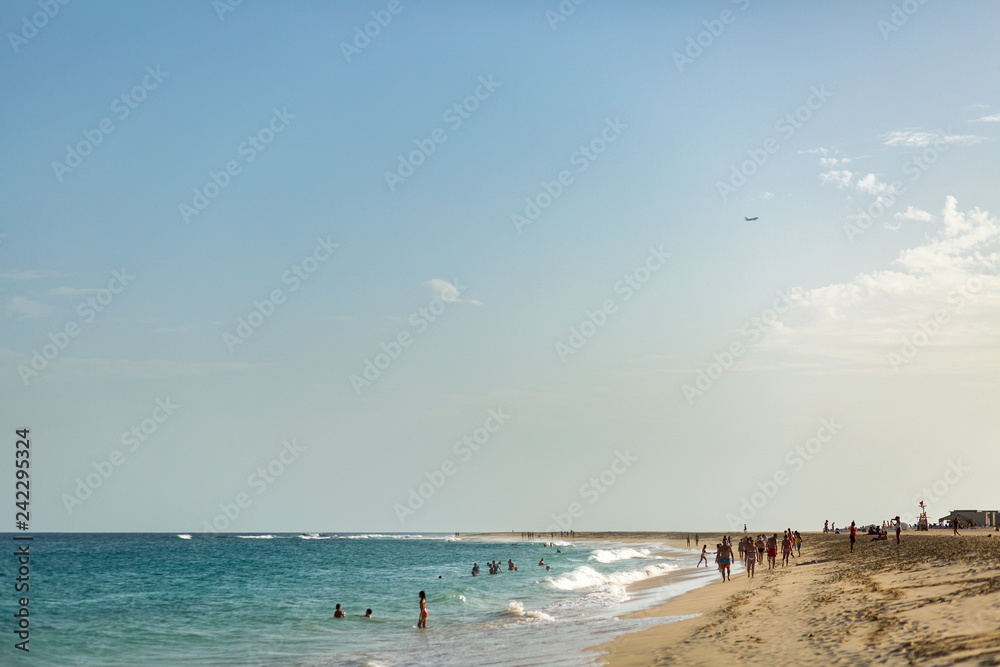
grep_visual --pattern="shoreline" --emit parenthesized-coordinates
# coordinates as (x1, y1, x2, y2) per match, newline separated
(468, 530, 1000, 666)
(589, 529, 1000, 666)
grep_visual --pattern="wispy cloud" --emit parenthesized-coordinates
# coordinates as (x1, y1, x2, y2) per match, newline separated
(819, 170, 853, 188)
(881, 128, 984, 148)
(50, 286, 103, 296)
(5, 296, 50, 319)
(971, 113, 1000, 123)
(895, 206, 934, 222)
(855, 173, 893, 195)
(426, 279, 481, 305)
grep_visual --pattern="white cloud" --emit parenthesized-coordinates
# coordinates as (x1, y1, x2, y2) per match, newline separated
(426, 279, 481, 305)
(895, 206, 934, 222)
(819, 170, 853, 188)
(5, 296, 51, 319)
(971, 114, 1000, 123)
(855, 173, 893, 195)
(759, 191, 775, 201)
(881, 129, 984, 148)
(818, 157, 839, 167)
(752, 197, 1000, 374)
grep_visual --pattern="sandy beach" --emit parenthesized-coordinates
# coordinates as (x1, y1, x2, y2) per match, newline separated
(471, 530, 1000, 666)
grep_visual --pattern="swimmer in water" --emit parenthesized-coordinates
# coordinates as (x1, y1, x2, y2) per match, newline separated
(334, 603, 346, 618)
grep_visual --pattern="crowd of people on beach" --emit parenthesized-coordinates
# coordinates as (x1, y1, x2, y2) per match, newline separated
(692, 530, 803, 581)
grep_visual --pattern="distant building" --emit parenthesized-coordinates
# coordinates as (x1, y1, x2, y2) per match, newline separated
(937, 509, 999, 527)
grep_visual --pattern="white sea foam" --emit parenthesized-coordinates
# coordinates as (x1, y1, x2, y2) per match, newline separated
(342, 533, 426, 540)
(236, 534, 274, 539)
(589, 547, 655, 563)
(506, 600, 555, 622)
(547, 562, 679, 592)
(176, 534, 192, 539)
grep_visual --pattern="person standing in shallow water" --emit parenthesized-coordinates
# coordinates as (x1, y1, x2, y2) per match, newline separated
(417, 591, 428, 628)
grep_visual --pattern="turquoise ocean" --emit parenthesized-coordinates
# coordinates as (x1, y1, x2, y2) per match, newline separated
(1, 533, 720, 666)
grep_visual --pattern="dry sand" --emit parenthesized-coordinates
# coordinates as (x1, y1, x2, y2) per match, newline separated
(581, 529, 1000, 666)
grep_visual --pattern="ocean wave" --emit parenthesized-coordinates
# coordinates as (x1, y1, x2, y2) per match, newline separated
(589, 547, 655, 563)
(236, 535, 274, 539)
(547, 562, 678, 592)
(506, 600, 555, 622)
(299, 533, 331, 540)
(176, 534, 192, 540)
(341, 533, 426, 540)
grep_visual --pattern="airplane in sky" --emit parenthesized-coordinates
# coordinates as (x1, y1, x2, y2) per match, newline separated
(744, 216, 758, 221)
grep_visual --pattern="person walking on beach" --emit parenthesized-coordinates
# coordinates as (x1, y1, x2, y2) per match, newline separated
(717, 542, 733, 581)
(697, 544, 709, 567)
(766, 534, 777, 569)
(745, 545, 755, 578)
(894, 516, 902, 545)
(687, 535, 691, 548)
(849, 521, 857, 553)
(952, 517, 961, 536)
(417, 591, 428, 628)
(781, 533, 792, 566)
(795, 531, 802, 556)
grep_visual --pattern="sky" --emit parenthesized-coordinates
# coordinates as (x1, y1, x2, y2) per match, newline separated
(2, 1, 998, 534)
